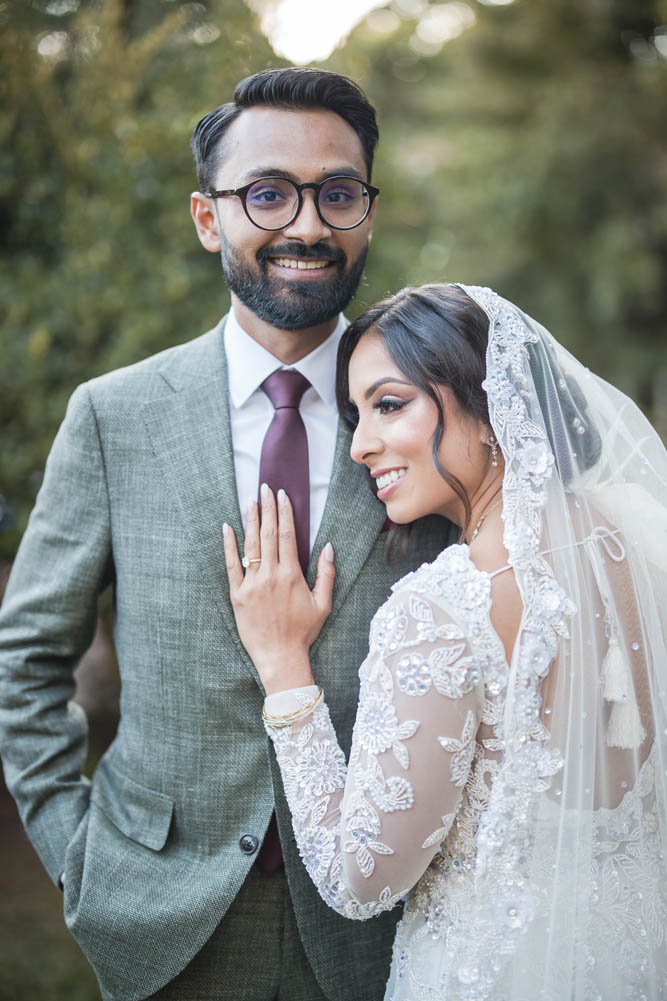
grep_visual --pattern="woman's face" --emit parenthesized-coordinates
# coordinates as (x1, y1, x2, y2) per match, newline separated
(347, 332, 490, 526)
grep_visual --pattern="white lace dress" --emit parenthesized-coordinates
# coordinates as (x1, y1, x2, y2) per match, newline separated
(264, 542, 666, 1000)
(265, 544, 506, 999)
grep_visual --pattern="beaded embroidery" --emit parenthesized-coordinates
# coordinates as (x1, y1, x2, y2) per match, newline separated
(264, 286, 666, 999)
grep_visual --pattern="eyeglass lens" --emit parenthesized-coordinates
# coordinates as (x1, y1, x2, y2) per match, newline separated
(245, 177, 370, 229)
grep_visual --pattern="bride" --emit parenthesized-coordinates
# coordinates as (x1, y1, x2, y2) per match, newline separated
(222, 283, 667, 1000)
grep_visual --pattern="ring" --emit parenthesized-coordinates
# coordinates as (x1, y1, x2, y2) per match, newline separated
(241, 556, 261, 568)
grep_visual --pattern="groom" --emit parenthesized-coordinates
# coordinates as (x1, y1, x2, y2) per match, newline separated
(0, 68, 450, 1000)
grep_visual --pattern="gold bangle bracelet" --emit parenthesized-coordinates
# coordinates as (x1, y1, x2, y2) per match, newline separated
(262, 685, 322, 720)
(262, 692, 323, 728)
(262, 686, 324, 728)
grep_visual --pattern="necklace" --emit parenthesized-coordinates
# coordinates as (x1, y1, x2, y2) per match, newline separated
(470, 497, 503, 542)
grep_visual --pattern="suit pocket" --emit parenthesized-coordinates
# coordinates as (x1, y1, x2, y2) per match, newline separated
(63, 756, 186, 968)
(91, 756, 174, 851)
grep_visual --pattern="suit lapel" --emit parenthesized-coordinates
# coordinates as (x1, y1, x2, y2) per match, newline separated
(140, 321, 252, 668)
(308, 420, 387, 623)
(141, 319, 387, 679)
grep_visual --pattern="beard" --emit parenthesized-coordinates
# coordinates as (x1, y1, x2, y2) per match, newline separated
(219, 237, 368, 331)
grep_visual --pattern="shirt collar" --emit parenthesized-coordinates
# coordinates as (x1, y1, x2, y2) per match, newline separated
(225, 307, 346, 412)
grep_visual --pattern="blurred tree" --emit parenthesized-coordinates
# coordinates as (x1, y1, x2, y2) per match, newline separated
(333, 0, 667, 418)
(2, 0, 666, 553)
(0, 0, 276, 560)
(1, 5, 277, 990)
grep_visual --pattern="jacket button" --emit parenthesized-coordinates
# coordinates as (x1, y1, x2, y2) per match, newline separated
(239, 834, 259, 855)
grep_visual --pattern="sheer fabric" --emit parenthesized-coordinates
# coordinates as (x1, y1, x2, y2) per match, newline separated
(264, 286, 667, 1000)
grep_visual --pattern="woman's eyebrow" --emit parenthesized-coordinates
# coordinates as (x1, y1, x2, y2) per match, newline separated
(363, 377, 412, 400)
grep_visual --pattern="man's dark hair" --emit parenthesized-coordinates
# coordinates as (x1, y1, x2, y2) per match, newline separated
(191, 67, 379, 193)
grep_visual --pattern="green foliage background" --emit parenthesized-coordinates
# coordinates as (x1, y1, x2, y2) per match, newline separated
(334, 0, 667, 392)
(1, 0, 275, 562)
(1, 0, 667, 563)
(0, 2, 666, 996)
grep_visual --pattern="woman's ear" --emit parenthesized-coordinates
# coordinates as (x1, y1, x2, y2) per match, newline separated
(190, 192, 222, 253)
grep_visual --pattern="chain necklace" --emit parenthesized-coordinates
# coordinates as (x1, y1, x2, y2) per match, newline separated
(470, 497, 503, 542)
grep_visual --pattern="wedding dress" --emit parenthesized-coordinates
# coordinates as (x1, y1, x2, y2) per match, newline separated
(264, 286, 667, 1000)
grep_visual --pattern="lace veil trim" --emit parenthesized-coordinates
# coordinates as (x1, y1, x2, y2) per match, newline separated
(449, 286, 576, 995)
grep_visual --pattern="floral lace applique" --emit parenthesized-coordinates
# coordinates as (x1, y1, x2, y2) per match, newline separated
(265, 543, 506, 939)
(584, 747, 667, 999)
(439, 710, 478, 787)
(263, 290, 666, 1001)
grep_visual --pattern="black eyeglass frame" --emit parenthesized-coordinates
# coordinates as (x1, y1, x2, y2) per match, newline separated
(205, 174, 380, 231)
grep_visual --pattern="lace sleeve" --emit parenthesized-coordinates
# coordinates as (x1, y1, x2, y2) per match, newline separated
(264, 587, 485, 920)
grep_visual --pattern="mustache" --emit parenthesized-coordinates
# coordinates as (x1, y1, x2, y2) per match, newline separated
(257, 242, 346, 265)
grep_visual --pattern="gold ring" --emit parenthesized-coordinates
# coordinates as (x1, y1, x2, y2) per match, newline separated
(241, 556, 261, 568)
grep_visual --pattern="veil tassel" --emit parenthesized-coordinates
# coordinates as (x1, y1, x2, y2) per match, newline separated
(602, 641, 646, 749)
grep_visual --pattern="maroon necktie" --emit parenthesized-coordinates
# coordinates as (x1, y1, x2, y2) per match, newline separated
(256, 368, 311, 873)
(258, 369, 311, 573)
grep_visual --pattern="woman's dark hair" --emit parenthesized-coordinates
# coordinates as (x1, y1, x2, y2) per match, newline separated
(191, 67, 379, 193)
(336, 283, 491, 548)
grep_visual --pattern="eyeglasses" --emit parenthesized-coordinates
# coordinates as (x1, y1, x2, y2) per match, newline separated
(205, 175, 379, 231)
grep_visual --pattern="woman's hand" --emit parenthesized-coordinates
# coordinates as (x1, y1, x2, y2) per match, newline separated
(223, 484, 335, 695)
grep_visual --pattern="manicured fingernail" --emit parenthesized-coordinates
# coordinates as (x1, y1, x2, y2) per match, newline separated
(277, 488, 286, 504)
(246, 497, 255, 516)
(222, 522, 229, 535)
(323, 542, 334, 562)
(260, 482, 270, 500)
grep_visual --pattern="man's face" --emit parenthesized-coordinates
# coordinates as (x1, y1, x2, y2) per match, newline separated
(196, 107, 376, 331)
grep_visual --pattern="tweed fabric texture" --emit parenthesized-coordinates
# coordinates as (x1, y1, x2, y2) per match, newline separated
(145, 864, 329, 1001)
(0, 318, 453, 1001)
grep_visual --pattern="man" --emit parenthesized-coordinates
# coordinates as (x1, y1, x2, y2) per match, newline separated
(0, 68, 451, 1001)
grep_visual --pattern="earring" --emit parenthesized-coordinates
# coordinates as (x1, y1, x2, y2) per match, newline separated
(488, 435, 499, 467)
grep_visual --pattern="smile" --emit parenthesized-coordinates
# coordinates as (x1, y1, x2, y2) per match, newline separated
(270, 258, 333, 271)
(374, 468, 407, 500)
(375, 468, 407, 490)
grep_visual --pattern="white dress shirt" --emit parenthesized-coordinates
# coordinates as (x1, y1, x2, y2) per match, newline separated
(224, 308, 346, 553)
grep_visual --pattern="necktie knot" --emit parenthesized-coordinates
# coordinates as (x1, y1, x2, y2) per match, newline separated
(261, 369, 310, 410)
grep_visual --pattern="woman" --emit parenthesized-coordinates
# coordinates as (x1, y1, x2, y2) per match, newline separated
(222, 284, 667, 1000)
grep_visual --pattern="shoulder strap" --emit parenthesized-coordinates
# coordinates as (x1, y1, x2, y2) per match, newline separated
(488, 563, 512, 579)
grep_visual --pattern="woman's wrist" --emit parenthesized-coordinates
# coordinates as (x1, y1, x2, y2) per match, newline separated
(256, 649, 314, 696)
(263, 685, 323, 727)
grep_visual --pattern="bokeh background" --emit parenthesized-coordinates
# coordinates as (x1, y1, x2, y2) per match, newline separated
(1, 0, 666, 997)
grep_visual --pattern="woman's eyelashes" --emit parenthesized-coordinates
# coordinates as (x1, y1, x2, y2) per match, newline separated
(373, 395, 410, 415)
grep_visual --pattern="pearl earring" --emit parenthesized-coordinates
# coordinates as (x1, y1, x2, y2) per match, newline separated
(488, 435, 499, 467)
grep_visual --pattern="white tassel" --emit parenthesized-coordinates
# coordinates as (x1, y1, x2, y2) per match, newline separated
(606, 699, 646, 750)
(602, 640, 646, 749)
(602, 642, 630, 702)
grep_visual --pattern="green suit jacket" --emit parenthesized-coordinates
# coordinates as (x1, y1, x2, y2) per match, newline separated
(0, 319, 452, 1001)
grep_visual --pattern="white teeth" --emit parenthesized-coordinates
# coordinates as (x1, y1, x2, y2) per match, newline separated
(273, 258, 330, 270)
(376, 469, 407, 490)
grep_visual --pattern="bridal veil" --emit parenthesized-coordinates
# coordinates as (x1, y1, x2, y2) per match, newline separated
(446, 285, 667, 1000)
